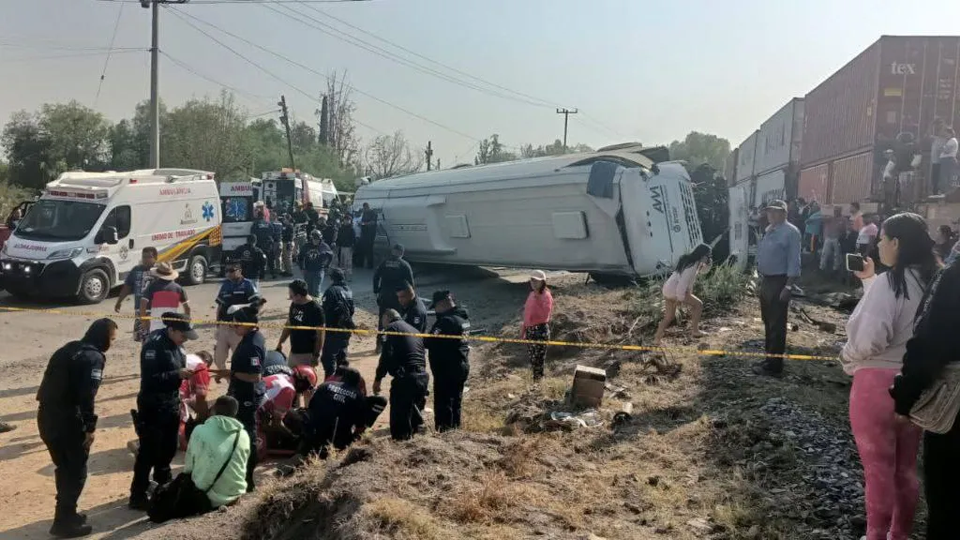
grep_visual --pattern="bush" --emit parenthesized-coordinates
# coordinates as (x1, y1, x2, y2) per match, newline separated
(0, 180, 32, 220)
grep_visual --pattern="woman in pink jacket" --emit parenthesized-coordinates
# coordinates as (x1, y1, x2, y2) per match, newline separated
(522, 270, 554, 382)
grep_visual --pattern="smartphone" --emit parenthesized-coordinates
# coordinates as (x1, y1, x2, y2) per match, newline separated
(846, 253, 865, 272)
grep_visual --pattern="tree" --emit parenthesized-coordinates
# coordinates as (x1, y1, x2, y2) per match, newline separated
(364, 131, 422, 180)
(161, 92, 249, 179)
(668, 131, 731, 171)
(319, 71, 359, 168)
(520, 139, 593, 159)
(1, 111, 50, 189)
(475, 134, 516, 165)
(690, 163, 729, 247)
(318, 95, 329, 146)
(39, 101, 111, 172)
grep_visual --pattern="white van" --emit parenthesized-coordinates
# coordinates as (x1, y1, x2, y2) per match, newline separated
(0, 169, 222, 304)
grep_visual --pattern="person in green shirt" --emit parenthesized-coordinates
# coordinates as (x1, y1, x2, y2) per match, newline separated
(183, 396, 251, 509)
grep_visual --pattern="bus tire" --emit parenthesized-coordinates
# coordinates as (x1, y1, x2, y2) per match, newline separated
(187, 255, 207, 286)
(78, 269, 110, 305)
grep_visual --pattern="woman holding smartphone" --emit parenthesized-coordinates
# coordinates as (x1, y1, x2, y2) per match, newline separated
(841, 213, 939, 540)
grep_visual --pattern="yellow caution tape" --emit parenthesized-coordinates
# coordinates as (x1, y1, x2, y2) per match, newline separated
(0, 305, 840, 362)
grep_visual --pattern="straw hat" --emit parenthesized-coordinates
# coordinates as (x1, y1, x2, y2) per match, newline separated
(151, 262, 179, 281)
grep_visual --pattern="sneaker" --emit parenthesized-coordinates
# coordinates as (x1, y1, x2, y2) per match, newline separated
(128, 495, 150, 512)
(0, 421, 16, 433)
(48, 521, 92, 538)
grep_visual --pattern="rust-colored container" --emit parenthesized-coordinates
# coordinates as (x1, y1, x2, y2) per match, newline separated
(798, 164, 830, 203)
(830, 152, 874, 204)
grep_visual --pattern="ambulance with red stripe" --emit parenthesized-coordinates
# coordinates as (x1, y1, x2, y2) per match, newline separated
(0, 169, 222, 304)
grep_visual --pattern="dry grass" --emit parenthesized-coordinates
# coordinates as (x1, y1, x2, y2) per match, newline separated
(362, 498, 443, 540)
(496, 437, 542, 478)
(449, 471, 524, 523)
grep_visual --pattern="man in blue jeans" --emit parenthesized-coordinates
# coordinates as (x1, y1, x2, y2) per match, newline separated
(298, 230, 333, 297)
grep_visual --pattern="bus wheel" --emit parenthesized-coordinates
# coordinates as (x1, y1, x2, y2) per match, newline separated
(78, 269, 110, 304)
(187, 255, 207, 286)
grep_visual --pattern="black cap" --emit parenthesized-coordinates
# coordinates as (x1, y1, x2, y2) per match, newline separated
(162, 312, 199, 340)
(429, 290, 451, 309)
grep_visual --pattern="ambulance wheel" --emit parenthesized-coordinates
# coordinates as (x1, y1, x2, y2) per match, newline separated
(187, 255, 207, 286)
(78, 269, 110, 305)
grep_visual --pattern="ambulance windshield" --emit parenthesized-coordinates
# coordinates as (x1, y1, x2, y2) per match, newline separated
(14, 199, 106, 242)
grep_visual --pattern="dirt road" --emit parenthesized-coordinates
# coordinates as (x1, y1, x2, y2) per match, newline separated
(0, 264, 536, 539)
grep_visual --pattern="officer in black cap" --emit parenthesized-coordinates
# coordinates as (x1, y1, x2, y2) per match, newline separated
(226, 305, 266, 491)
(37, 318, 118, 537)
(396, 281, 428, 333)
(373, 309, 429, 441)
(373, 243, 415, 352)
(129, 313, 198, 510)
(321, 268, 356, 377)
(425, 290, 471, 432)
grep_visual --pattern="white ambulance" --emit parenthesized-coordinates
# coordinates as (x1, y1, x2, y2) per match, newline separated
(0, 169, 222, 304)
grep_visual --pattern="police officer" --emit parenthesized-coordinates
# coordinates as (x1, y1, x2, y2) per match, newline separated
(280, 214, 295, 277)
(321, 268, 355, 377)
(252, 207, 277, 279)
(226, 306, 266, 492)
(373, 244, 415, 352)
(234, 235, 266, 287)
(373, 309, 429, 441)
(299, 230, 333, 298)
(425, 291, 471, 432)
(270, 214, 284, 277)
(37, 319, 117, 537)
(129, 313, 199, 510)
(262, 349, 293, 378)
(396, 281, 428, 333)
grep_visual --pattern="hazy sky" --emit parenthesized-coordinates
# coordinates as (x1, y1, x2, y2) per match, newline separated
(2, 0, 959, 166)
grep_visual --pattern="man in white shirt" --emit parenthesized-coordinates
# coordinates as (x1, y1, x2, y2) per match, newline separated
(930, 119, 947, 194)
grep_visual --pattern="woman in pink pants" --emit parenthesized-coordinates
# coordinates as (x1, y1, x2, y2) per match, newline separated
(841, 213, 939, 540)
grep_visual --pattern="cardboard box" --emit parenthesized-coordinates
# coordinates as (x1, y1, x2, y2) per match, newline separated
(571, 365, 606, 408)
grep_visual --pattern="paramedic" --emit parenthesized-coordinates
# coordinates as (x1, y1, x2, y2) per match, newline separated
(373, 310, 429, 441)
(36, 318, 117, 538)
(179, 351, 214, 450)
(321, 269, 355, 378)
(214, 264, 259, 372)
(299, 366, 370, 458)
(425, 291, 471, 432)
(227, 306, 266, 492)
(130, 314, 198, 510)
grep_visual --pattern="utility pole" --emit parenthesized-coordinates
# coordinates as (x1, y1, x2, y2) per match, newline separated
(556, 108, 578, 151)
(141, 0, 189, 169)
(278, 95, 296, 170)
(436, 158, 440, 170)
(425, 141, 434, 171)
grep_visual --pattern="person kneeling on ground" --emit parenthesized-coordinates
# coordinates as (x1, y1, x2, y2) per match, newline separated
(256, 365, 318, 460)
(148, 396, 250, 523)
(299, 367, 382, 459)
(179, 351, 214, 451)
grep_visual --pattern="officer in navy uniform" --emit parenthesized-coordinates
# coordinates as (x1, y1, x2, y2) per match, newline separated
(129, 314, 199, 510)
(373, 244, 415, 352)
(396, 281, 428, 333)
(36, 319, 118, 538)
(321, 268, 355, 376)
(252, 207, 277, 279)
(226, 306, 266, 491)
(425, 291, 471, 432)
(234, 235, 267, 286)
(373, 309, 429, 441)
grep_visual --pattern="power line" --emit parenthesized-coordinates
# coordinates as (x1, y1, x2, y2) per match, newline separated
(96, 0, 372, 3)
(303, 2, 568, 109)
(162, 6, 389, 137)
(94, 1, 126, 107)
(265, 2, 554, 109)
(160, 51, 275, 102)
(1, 49, 144, 62)
(168, 6, 479, 141)
(0, 42, 143, 52)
